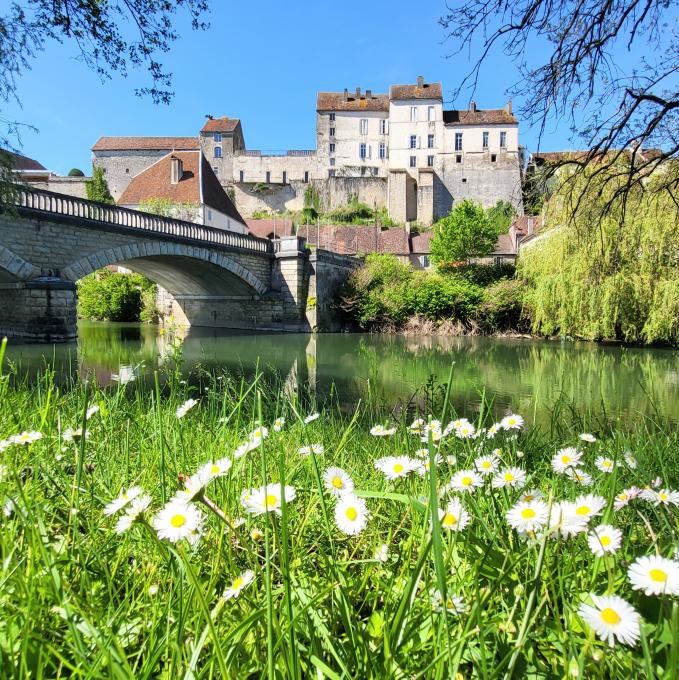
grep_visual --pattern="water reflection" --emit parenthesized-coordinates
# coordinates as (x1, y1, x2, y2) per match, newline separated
(4, 322, 679, 427)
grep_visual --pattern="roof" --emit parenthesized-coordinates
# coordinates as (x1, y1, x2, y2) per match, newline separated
(201, 117, 240, 133)
(443, 108, 517, 125)
(117, 150, 244, 225)
(316, 92, 389, 112)
(410, 231, 433, 253)
(296, 225, 410, 255)
(492, 234, 516, 255)
(1, 150, 48, 172)
(390, 81, 442, 100)
(510, 215, 543, 237)
(92, 136, 200, 152)
(531, 148, 662, 165)
(245, 218, 294, 239)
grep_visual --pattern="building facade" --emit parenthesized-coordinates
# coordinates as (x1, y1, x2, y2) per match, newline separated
(92, 77, 524, 225)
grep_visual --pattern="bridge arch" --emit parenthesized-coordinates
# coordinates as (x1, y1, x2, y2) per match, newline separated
(0, 245, 39, 283)
(61, 241, 268, 296)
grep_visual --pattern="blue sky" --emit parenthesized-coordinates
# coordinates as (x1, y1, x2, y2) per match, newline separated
(4, 1, 623, 174)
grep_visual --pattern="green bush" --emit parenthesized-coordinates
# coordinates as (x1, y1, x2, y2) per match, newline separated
(323, 195, 375, 224)
(78, 270, 156, 322)
(67, 168, 85, 177)
(405, 272, 484, 320)
(85, 166, 114, 204)
(474, 279, 527, 332)
(455, 262, 516, 286)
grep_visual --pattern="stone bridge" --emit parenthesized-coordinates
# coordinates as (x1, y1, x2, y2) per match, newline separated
(0, 187, 357, 342)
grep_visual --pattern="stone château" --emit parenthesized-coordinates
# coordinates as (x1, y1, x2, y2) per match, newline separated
(92, 77, 524, 225)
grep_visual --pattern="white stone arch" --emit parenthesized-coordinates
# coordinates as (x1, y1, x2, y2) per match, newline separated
(0, 245, 39, 282)
(61, 241, 268, 296)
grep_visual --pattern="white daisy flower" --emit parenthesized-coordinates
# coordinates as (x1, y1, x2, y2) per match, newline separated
(241, 483, 296, 516)
(273, 417, 285, 432)
(447, 470, 483, 493)
(298, 443, 324, 456)
(643, 489, 679, 506)
(551, 447, 582, 473)
(176, 399, 198, 419)
(486, 423, 501, 439)
(614, 487, 640, 511)
(623, 451, 638, 469)
(223, 570, 255, 600)
(430, 589, 467, 615)
(370, 424, 396, 436)
(10, 431, 43, 445)
(0, 439, 11, 452)
(115, 494, 153, 533)
(250, 528, 263, 541)
(628, 555, 679, 596)
(455, 423, 476, 439)
(580, 433, 597, 443)
(445, 455, 457, 466)
(416, 455, 442, 476)
(518, 488, 543, 503)
(374, 544, 389, 562)
(572, 494, 607, 521)
(374, 456, 418, 481)
(248, 425, 269, 442)
(421, 424, 443, 443)
(578, 594, 640, 647)
(500, 414, 524, 430)
(492, 467, 527, 489)
(566, 468, 593, 486)
(197, 458, 233, 481)
(86, 405, 100, 419)
(104, 486, 143, 516)
(414, 448, 430, 459)
(334, 495, 368, 535)
(438, 497, 470, 531)
(323, 467, 354, 497)
(153, 501, 204, 543)
(63, 427, 90, 442)
(303, 413, 320, 424)
(4, 499, 16, 517)
(547, 502, 589, 538)
(409, 418, 426, 434)
(475, 454, 500, 475)
(587, 524, 623, 557)
(506, 499, 549, 533)
(233, 440, 259, 458)
(595, 456, 615, 473)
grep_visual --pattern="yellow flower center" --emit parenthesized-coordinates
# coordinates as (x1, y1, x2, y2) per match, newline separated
(265, 494, 278, 508)
(603, 460, 612, 468)
(659, 493, 668, 501)
(508, 419, 516, 426)
(231, 577, 244, 589)
(504, 473, 515, 482)
(618, 494, 628, 501)
(482, 461, 491, 469)
(442, 513, 457, 527)
(521, 508, 536, 519)
(393, 464, 404, 474)
(600, 536, 611, 547)
(345, 507, 358, 521)
(170, 514, 186, 528)
(462, 476, 473, 486)
(211, 464, 220, 474)
(561, 456, 571, 464)
(523, 495, 534, 501)
(332, 477, 344, 489)
(576, 506, 590, 516)
(650, 568, 667, 582)
(600, 608, 621, 625)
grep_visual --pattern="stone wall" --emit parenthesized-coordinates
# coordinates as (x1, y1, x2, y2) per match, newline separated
(45, 177, 89, 199)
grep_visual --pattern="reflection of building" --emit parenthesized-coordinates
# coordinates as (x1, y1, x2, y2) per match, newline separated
(92, 77, 524, 226)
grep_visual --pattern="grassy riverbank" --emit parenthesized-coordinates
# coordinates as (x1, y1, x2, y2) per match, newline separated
(0, 346, 678, 677)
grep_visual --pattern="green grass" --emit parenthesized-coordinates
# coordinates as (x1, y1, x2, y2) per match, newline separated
(0, 343, 677, 678)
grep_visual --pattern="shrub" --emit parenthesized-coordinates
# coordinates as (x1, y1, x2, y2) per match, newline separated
(250, 208, 274, 219)
(474, 279, 527, 332)
(324, 195, 375, 224)
(85, 166, 114, 204)
(78, 271, 156, 322)
(67, 168, 85, 177)
(455, 262, 516, 286)
(405, 272, 484, 320)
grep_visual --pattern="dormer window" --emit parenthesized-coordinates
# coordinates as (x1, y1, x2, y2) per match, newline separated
(214, 132, 222, 142)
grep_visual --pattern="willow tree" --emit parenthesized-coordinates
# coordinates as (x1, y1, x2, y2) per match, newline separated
(518, 162, 679, 343)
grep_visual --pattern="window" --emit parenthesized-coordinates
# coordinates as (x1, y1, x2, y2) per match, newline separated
(360, 118, 368, 134)
(379, 142, 386, 159)
(329, 113, 335, 122)
(125, 168, 129, 174)
(410, 106, 418, 122)
(359, 143, 367, 159)
(282, 171, 287, 184)
(330, 158, 336, 166)
(214, 132, 222, 142)
(329, 127, 336, 137)
(491, 154, 497, 162)
(482, 131, 489, 149)
(427, 106, 435, 121)
(372, 167, 379, 176)
(419, 254, 430, 268)
(329, 143, 335, 153)
(409, 156, 417, 168)
(304, 171, 309, 183)
(409, 135, 417, 149)
(214, 146, 222, 158)
(456, 154, 462, 163)
(454, 133, 463, 151)
(239, 170, 244, 182)
(427, 155, 434, 167)
(207, 209, 212, 220)
(328, 169, 336, 178)
(265, 171, 271, 183)
(212, 166, 219, 176)
(461, 177, 467, 183)
(500, 131, 507, 148)
(427, 134, 434, 148)
(380, 119, 387, 134)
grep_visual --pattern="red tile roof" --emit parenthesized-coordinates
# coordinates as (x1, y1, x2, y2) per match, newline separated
(390, 81, 442, 100)
(443, 109, 517, 125)
(510, 215, 543, 236)
(2, 150, 48, 172)
(410, 231, 433, 253)
(117, 150, 244, 225)
(317, 92, 389, 112)
(92, 137, 199, 151)
(201, 117, 240, 133)
(493, 233, 516, 255)
(296, 225, 410, 255)
(245, 218, 294, 238)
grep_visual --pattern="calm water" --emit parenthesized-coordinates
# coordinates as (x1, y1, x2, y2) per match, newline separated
(5, 321, 679, 427)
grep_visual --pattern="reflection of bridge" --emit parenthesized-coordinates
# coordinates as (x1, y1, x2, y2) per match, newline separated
(0, 187, 356, 341)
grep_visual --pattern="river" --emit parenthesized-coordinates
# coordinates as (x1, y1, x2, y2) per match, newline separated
(4, 321, 679, 428)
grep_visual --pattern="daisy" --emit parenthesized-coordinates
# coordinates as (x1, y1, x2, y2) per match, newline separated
(298, 444, 324, 456)
(421, 425, 443, 443)
(519, 488, 543, 503)
(234, 440, 258, 458)
(273, 417, 285, 432)
(587, 525, 623, 557)
(250, 528, 263, 541)
(241, 483, 296, 516)
(643, 489, 679, 506)
(374, 544, 389, 562)
(86, 405, 100, 419)
(595, 456, 615, 473)
(323, 467, 354, 497)
(578, 594, 640, 647)
(486, 423, 500, 439)
(248, 425, 269, 442)
(172, 469, 213, 503)
(506, 499, 549, 533)
(628, 555, 679, 596)
(572, 494, 607, 521)
(63, 427, 90, 442)
(614, 487, 640, 511)
(10, 431, 42, 445)
(153, 501, 204, 543)
(334, 494, 369, 535)
(374, 456, 418, 481)
(416, 455, 442, 476)
(176, 399, 198, 419)
(104, 486, 143, 516)
(447, 470, 483, 493)
(115, 494, 153, 533)
(370, 424, 396, 436)
(438, 497, 470, 531)
(551, 447, 582, 473)
(409, 418, 426, 434)
(197, 457, 233, 480)
(501, 414, 524, 430)
(455, 422, 476, 439)
(547, 502, 589, 538)
(580, 433, 597, 443)
(445, 455, 457, 466)
(223, 570, 255, 600)
(414, 448, 430, 459)
(303, 413, 320, 424)
(624, 451, 638, 469)
(430, 589, 467, 615)
(566, 468, 593, 486)
(492, 467, 527, 489)
(447, 418, 469, 431)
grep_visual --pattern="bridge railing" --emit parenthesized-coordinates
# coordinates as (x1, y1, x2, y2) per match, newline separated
(1, 185, 275, 254)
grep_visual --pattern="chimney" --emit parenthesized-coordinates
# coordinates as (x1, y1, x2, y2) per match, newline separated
(170, 155, 183, 184)
(527, 217, 534, 235)
(343, 88, 348, 101)
(355, 87, 361, 98)
(505, 98, 513, 114)
(469, 100, 477, 112)
(366, 89, 372, 99)
(416, 75, 424, 88)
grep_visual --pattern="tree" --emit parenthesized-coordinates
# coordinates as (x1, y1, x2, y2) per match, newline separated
(440, 0, 679, 216)
(68, 168, 84, 177)
(85, 167, 114, 204)
(486, 200, 516, 232)
(430, 200, 500, 267)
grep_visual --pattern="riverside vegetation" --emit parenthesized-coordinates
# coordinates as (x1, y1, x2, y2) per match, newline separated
(0, 340, 678, 678)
